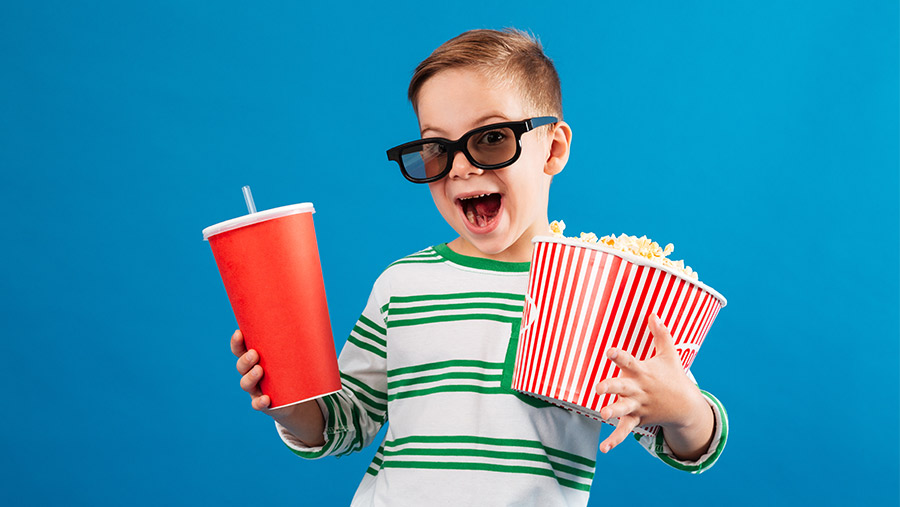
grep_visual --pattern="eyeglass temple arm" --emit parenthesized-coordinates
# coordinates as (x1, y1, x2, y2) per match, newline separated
(527, 116, 558, 130)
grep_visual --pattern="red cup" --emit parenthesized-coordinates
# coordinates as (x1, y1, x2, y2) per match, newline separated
(512, 236, 726, 436)
(203, 203, 341, 409)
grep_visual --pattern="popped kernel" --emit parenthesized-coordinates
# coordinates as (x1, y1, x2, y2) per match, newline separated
(579, 232, 599, 243)
(548, 220, 699, 281)
(549, 220, 566, 236)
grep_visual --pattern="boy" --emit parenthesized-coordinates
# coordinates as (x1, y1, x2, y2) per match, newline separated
(230, 28, 727, 506)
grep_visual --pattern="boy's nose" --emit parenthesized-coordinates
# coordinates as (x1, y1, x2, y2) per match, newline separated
(448, 151, 484, 180)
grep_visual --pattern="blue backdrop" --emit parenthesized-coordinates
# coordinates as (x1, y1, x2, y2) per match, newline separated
(2, 1, 897, 505)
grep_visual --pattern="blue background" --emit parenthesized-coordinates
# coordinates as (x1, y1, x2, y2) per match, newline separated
(2, 1, 897, 505)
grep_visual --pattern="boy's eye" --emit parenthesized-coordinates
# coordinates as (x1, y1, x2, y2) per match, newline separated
(477, 130, 507, 145)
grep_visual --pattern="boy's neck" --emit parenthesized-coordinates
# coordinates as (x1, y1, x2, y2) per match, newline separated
(446, 221, 551, 263)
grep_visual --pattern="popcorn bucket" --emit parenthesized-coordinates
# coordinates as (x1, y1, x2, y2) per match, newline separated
(512, 236, 727, 436)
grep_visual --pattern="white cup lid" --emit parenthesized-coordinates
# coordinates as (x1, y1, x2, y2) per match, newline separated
(202, 202, 315, 241)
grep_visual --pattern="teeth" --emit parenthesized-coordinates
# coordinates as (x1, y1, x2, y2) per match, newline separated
(466, 210, 476, 224)
(459, 193, 491, 201)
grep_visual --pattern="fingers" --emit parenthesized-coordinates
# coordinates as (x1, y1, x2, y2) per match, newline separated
(236, 348, 259, 376)
(606, 347, 639, 372)
(647, 314, 676, 357)
(595, 377, 637, 397)
(251, 394, 272, 411)
(239, 364, 263, 392)
(242, 367, 277, 413)
(230, 329, 247, 357)
(231, 329, 271, 413)
(599, 414, 640, 454)
(600, 398, 640, 421)
(604, 314, 676, 370)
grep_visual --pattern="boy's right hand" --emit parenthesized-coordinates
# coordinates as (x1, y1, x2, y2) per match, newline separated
(231, 329, 280, 413)
(230, 329, 327, 446)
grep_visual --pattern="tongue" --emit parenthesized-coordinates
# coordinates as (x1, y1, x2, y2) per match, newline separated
(473, 193, 501, 217)
(462, 193, 502, 228)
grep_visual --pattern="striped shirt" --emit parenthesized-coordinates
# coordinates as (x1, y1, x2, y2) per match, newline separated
(277, 244, 728, 506)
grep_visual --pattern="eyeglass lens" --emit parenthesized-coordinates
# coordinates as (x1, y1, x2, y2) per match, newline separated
(400, 126, 518, 181)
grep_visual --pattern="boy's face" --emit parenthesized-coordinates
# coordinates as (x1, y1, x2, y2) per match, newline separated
(415, 68, 569, 262)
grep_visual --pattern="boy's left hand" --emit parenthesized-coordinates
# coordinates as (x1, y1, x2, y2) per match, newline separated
(594, 314, 709, 454)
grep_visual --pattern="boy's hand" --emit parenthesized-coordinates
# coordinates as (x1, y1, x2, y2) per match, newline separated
(230, 329, 327, 446)
(594, 315, 711, 455)
(231, 329, 289, 415)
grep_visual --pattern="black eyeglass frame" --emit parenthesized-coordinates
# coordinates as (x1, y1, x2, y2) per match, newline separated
(386, 116, 558, 184)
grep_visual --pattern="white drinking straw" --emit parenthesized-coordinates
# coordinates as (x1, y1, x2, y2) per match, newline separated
(242, 185, 257, 214)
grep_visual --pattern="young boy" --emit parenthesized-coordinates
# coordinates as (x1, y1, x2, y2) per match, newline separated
(230, 28, 727, 506)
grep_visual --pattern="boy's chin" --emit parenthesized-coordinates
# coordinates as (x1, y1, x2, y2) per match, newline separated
(456, 227, 526, 260)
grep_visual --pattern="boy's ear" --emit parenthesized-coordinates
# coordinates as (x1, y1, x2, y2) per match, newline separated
(544, 120, 572, 177)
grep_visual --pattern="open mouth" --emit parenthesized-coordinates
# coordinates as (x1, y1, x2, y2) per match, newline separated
(457, 193, 502, 229)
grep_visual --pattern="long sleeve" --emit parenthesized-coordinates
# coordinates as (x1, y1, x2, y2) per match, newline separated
(635, 371, 728, 473)
(276, 277, 390, 459)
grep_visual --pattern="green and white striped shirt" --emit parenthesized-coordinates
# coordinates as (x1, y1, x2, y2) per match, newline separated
(277, 244, 728, 506)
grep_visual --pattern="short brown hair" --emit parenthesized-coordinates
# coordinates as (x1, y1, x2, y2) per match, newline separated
(408, 28, 562, 120)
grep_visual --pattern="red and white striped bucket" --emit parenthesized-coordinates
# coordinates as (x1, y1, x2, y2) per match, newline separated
(512, 236, 727, 437)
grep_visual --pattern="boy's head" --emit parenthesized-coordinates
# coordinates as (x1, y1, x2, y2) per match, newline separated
(389, 28, 572, 263)
(408, 28, 563, 122)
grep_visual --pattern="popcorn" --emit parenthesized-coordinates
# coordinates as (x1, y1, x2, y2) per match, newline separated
(549, 220, 566, 236)
(548, 220, 699, 281)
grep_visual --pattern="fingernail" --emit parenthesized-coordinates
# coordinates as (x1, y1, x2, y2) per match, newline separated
(608, 349, 617, 360)
(252, 367, 260, 377)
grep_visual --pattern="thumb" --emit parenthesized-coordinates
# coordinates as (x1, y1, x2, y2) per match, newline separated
(648, 314, 676, 357)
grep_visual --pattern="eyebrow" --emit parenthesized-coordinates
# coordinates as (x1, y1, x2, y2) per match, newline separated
(420, 112, 511, 138)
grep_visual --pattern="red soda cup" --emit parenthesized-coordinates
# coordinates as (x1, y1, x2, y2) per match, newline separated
(203, 199, 341, 409)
